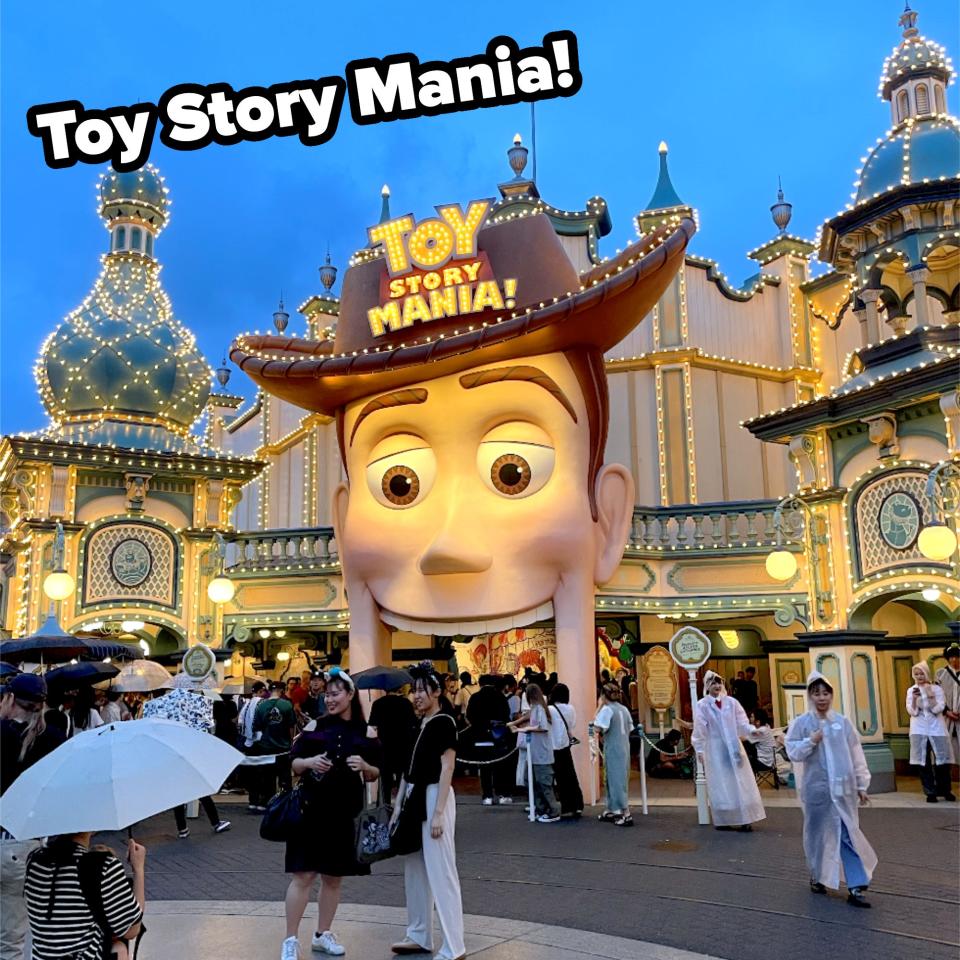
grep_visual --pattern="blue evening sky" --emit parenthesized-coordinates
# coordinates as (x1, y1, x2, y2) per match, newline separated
(1, 1, 957, 433)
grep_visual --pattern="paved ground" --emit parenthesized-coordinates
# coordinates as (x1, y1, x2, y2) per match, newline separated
(101, 789, 959, 960)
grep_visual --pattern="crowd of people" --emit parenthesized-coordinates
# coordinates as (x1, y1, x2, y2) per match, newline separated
(1, 644, 958, 958)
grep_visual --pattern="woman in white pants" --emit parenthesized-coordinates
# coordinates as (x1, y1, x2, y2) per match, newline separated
(390, 663, 465, 960)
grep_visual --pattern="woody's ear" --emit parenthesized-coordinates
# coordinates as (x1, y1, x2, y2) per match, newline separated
(593, 464, 633, 585)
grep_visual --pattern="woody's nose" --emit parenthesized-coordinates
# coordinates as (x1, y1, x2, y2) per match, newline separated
(418, 532, 492, 575)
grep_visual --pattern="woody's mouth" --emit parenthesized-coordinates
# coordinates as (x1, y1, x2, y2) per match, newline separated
(379, 600, 555, 637)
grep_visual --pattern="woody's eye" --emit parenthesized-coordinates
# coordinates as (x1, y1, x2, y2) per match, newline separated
(366, 448, 436, 509)
(477, 442, 555, 499)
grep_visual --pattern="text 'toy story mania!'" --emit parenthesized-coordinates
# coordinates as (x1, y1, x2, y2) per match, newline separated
(365, 200, 518, 337)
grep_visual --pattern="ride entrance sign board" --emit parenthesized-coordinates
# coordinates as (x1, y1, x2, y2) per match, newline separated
(669, 625, 711, 669)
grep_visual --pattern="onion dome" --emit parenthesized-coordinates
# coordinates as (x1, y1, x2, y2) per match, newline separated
(37, 165, 211, 451)
(273, 297, 290, 333)
(770, 178, 793, 234)
(880, 5, 953, 101)
(319, 250, 338, 292)
(99, 164, 170, 233)
(855, 116, 960, 204)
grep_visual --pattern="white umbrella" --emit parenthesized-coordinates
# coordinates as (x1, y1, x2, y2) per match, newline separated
(110, 660, 172, 692)
(0, 718, 243, 840)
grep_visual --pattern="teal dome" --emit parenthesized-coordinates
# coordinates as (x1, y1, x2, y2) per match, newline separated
(99, 164, 170, 231)
(855, 117, 960, 204)
(39, 258, 211, 439)
(38, 165, 210, 450)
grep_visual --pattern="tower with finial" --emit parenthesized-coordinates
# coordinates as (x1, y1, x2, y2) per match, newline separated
(379, 184, 391, 223)
(635, 141, 695, 237)
(881, 2, 952, 123)
(319, 249, 338, 293)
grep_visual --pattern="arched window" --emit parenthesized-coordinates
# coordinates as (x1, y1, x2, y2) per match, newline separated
(897, 89, 909, 122)
(934, 84, 945, 114)
(144, 233, 154, 256)
(916, 83, 930, 115)
(131, 227, 142, 251)
(115, 226, 126, 250)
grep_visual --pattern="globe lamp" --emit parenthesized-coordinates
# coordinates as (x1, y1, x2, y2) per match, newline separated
(918, 523, 957, 562)
(921, 587, 941, 602)
(207, 576, 236, 604)
(765, 549, 798, 581)
(43, 570, 75, 601)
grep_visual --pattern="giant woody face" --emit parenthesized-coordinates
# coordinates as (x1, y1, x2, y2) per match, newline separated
(334, 351, 629, 635)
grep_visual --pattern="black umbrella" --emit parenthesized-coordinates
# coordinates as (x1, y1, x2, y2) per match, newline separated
(0, 662, 19, 679)
(0, 615, 142, 664)
(351, 665, 413, 691)
(46, 662, 120, 689)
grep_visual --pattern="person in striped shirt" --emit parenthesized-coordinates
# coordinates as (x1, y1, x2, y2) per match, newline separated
(24, 834, 145, 960)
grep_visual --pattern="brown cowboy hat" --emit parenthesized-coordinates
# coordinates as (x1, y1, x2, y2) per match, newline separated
(231, 212, 695, 415)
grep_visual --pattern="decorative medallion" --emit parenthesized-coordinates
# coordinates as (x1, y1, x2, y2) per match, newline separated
(110, 538, 153, 587)
(877, 491, 920, 550)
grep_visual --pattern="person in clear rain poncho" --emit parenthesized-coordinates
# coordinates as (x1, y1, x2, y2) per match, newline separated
(691, 670, 765, 831)
(785, 671, 877, 908)
(906, 660, 954, 802)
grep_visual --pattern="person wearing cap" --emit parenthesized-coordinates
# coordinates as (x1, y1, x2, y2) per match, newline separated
(250, 680, 296, 811)
(786, 671, 877, 907)
(232, 201, 694, 795)
(0, 673, 64, 960)
(936, 643, 960, 782)
(906, 661, 954, 802)
(691, 671, 766, 831)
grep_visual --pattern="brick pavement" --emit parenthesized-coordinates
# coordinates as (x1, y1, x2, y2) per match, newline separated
(105, 800, 959, 960)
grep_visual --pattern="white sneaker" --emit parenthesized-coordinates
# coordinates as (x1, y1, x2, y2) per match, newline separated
(497, 796, 514, 804)
(312, 930, 346, 956)
(482, 797, 494, 806)
(281, 936, 302, 960)
(537, 813, 561, 823)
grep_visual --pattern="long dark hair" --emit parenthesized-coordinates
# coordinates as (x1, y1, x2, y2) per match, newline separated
(325, 675, 365, 725)
(69, 687, 97, 732)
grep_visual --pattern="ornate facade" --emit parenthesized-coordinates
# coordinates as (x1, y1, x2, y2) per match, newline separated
(2, 7, 957, 787)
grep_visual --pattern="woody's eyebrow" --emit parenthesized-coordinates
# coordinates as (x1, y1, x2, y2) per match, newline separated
(349, 388, 428, 445)
(458, 366, 578, 423)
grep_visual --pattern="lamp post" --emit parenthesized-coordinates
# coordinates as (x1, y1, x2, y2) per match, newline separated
(42, 521, 75, 617)
(918, 460, 959, 562)
(764, 495, 832, 621)
(206, 531, 236, 604)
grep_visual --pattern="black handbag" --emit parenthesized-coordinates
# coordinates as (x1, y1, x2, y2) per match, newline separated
(259, 783, 304, 842)
(389, 782, 426, 855)
(354, 780, 395, 864)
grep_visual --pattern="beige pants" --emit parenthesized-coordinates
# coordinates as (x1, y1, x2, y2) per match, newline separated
(403, 785, 465, 960)
(1, 838, 40, 960)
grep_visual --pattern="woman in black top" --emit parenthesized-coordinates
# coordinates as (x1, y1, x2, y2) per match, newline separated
(280, 668, 380, 960)
(389, 663, 465, 960)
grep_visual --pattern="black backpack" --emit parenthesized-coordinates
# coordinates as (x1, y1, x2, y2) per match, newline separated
(30, 845, 145, 960)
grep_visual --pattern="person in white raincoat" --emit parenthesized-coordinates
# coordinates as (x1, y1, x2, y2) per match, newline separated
(785, 671, 877, 907)
(906, 661, 954, 802)
(691, 671, 765, 831)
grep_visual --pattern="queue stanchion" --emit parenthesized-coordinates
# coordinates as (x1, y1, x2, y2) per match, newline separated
(636, 721, 649, 816)
(588, 722, 598, 808)
(525, 733, 535, 822)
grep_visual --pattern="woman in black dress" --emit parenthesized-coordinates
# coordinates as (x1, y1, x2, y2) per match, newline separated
(280, 668, 380, 960)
